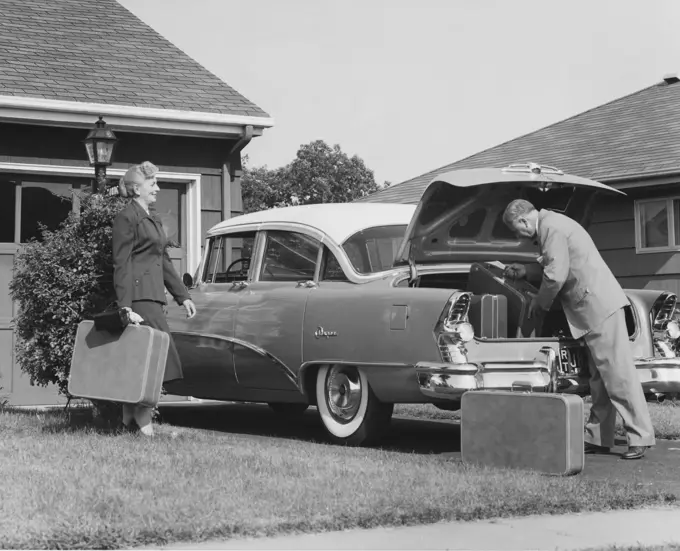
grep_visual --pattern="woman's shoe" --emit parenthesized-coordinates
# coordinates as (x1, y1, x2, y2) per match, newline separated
(138, 423, 154, 437)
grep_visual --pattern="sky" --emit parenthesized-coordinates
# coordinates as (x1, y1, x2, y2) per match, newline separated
(119, 0, 680, 187)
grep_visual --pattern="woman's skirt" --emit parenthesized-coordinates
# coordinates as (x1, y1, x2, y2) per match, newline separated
(131, 299, 183, 383)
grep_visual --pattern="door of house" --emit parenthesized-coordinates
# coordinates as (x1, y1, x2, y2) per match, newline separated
(0, 176, 80, 405)
(156, 182, 187, 277)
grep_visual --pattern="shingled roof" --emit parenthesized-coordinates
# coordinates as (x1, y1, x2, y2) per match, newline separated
(362, 76, 680, 204)
(0, 0, 269, 118)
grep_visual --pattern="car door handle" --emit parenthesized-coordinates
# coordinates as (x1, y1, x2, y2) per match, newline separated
(296, 280, 317, 289)
(232, 281, 249, 289)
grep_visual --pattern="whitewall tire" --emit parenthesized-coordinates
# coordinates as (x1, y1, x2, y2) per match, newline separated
(316, 364, 393, 446)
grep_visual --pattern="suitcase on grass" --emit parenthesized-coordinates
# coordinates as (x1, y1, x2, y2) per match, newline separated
(468, 262, 541, 338)
(468, 294, 508, 339)
(68, 320, 169, 407)
(461, 390, 584, 475)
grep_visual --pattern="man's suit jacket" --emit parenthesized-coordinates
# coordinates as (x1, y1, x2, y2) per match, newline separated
(533, 209, 628, 339)
(112, 200, 190, 309)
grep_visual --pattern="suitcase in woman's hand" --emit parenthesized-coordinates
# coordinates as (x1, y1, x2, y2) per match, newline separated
(461, 390, 585, 475)
(68, 320, 169, 407)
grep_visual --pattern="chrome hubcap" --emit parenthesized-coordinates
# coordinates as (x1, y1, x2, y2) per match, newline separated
(326, 366, 362, 423)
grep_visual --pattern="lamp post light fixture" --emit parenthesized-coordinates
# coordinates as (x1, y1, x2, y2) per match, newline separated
(83, 115, 118, 193)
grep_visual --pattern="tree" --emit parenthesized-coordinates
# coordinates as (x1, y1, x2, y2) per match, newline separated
(241, 140, 384, 213)
(240, 164, 289, 214)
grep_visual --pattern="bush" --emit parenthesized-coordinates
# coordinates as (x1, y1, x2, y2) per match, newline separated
(9, 192, 127, 395)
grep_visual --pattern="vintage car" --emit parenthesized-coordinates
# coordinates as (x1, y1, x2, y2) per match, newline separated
(165, 162, 680, 445)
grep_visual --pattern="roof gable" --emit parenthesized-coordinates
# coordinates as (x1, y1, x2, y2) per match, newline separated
(362, 78, 680, 204)
(0, 0, 269, 118)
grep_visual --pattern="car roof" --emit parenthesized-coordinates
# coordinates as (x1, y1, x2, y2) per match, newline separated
(207, 202, 417, 244)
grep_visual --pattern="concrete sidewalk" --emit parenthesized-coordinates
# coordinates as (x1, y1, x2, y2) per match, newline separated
(142, 507, 680, 551)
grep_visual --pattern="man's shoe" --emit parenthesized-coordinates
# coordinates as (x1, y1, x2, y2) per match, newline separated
(621, 446, 647, 460)
(584, 442, 611, 454)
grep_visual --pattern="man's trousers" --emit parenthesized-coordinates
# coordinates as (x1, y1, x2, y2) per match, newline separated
(583, 307, 656, 448)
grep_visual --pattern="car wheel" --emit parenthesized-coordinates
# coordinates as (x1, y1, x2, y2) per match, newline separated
(316, 364, 393, 446)
(267, 402, 309, 416)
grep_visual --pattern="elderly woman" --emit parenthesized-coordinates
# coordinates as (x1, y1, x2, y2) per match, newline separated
(112, 161, 197, 436)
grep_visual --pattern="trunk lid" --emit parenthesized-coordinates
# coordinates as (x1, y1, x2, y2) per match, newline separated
(395, 163, 625, 266)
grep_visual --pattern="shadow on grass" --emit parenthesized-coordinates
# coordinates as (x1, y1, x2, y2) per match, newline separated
(157, 402, 462, 455)
(2, 405, 129, 437)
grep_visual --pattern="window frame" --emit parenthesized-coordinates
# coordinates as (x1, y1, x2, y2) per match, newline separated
(202, 230, 259, 284)
(634, 197, 680, 254)
(258, 229, 323, 283)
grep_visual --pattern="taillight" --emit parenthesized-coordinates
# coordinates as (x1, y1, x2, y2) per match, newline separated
(436, 291, 475, 363)
(652, 292, 677, 331)
(651, 293, 679, 357)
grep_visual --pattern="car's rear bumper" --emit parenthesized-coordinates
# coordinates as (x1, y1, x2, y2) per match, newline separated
(416, 355, 680, 401)
(635, 358, 680, 395)
(415, 348, 564, 400)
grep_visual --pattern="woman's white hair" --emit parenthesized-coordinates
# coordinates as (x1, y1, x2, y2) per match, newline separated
(503, 199, 536, 226)
(117, 161, 159, 198)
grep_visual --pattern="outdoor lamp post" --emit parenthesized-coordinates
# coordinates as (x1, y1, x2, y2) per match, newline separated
(83, 115, 118, 193)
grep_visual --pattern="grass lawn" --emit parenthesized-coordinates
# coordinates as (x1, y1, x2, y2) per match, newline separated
(395, 398, 680, 440)
(0, 405, 677, 550)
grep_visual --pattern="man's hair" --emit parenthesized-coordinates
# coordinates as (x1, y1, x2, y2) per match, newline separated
(503, 199, 536, 226)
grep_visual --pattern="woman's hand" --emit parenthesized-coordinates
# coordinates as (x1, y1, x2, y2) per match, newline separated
(123, 307, 144, 325)
(182, 299, 197, 319)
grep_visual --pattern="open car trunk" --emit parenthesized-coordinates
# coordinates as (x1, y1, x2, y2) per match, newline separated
(393, 164, 632, 340)
(395, 164, 625, 266)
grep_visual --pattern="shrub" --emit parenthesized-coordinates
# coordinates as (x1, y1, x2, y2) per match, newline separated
(9, 192, 127, 395)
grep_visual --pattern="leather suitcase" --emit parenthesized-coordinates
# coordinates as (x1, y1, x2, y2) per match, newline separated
(468, 262, 541, 338)
(468, 294, 508, 338)
(461, 390, 584, 475)
(68, 320, 169, 407)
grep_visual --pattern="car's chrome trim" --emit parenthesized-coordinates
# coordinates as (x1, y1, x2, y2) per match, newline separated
(170, 330, 298, 387)
(635, 357, 680, 395)
(416, 347, 559, 400)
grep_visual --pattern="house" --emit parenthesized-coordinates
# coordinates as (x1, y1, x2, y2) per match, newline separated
(0, 0, 273, 405)
(361, 75, 680, 296)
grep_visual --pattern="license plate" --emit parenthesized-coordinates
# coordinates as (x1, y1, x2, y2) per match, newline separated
(558, 345, 586, 374)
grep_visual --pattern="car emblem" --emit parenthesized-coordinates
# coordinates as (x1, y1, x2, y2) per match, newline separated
(314, 326, 338, 339)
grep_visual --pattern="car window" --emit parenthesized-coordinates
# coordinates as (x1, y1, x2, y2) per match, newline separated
(204, 232, 256, 283)
(322, 247, 349, 281)
(342, 225, 407, 274)
(260, 231, 321, 282)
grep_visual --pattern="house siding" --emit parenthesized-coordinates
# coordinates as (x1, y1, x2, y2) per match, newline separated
(0, 121, 245, 405)
(590, 186, 680, 295)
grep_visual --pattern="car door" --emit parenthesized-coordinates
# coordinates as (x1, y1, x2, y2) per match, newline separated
(233, 229, 322, 390)
(165, 231, 256, 400)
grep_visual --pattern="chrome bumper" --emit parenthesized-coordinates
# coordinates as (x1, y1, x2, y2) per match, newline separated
(416, 347, 563, 400)
(416, 354, 680, 401)
(636, 358, 680, 395)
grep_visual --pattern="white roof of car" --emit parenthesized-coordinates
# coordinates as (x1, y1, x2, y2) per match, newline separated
(208, 202, 416, 244)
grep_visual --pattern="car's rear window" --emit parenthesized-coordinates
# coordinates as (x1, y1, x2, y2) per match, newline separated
(343, 225, 407, 274)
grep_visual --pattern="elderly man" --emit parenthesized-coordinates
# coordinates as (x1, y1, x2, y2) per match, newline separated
(502, 199, 655, 460)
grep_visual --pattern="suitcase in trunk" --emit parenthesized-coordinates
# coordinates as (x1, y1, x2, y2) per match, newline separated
(68, 320, 169, 407)
(468, 262, 541, 338)
(468, 294, 508, 339)
(461, 390, 584, 475)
